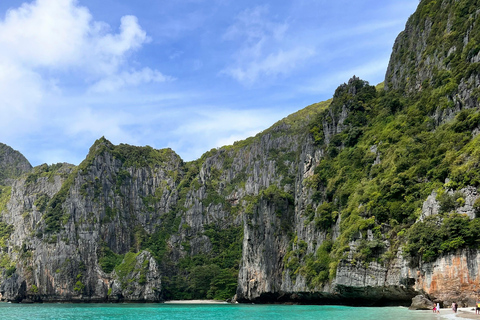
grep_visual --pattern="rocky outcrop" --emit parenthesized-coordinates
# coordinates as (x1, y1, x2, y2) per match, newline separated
(409, 295, 434, 310)
(412, 249, 480, 307)
(421, 186, 480, 220)
(0, 273, 26, 302)
(0, 143, 32, 186)
(108, 251, 161, 302)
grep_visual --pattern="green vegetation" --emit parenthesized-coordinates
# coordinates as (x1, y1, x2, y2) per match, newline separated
(0, 186, 11, 213)
(31, 284, 39, 294)
(98, 245, 124, 273)
(0, 222, 14, 250)
(25, 163, 69, 185)
(33, 194, 50, 213)
(387, 0, 480, 98)
(139, 210, 181, 263)
(300, 240, 333, 287)
(40, 137, 179, 234)
(74, 280, 85, 293)
(162, 224, 243, 300)
(404, 213, 480, 264)
(299, 61, 480, 279)
(42, 185, 70, 234)
(0, 253, 15, 277)
(109, 143, 179, 169)
(114, 251, 149, 289)
(3, 0, 480, 298)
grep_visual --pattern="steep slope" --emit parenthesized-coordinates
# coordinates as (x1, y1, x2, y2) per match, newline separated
(385, 0, 480, 111)
(0, 0, 480, 307)
(0, 143, 32, 186)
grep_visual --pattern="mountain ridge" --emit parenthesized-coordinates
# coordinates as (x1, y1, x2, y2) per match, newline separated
(0, 0, 480, 307)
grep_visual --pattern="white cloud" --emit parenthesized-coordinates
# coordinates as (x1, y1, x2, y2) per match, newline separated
(0, 0, 169, 146)
(0, 0, 91, 67)
(302, 57, 391, 95)
(0, 0, 151, 73)
(222, 5, 313, 84)
(223, 5, 288, 44)
(224, 47, 315, 84)
(89, 67, 173, 93)
(169, 106, 281, 159)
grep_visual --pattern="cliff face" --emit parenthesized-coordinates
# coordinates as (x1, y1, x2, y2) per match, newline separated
(0, 144, 174, 302)
(385, 0, 480, 112)
(1, 0, 480, 306)
(0, 143, 32, 186)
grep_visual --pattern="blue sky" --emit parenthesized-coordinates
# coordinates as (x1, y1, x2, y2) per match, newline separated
(0, 0, 418, 166)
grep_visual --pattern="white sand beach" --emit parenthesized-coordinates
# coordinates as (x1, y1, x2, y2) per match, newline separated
(417, 307, 480, 319)
(454, 308, 480, 319)
(164, 300, 229, 304)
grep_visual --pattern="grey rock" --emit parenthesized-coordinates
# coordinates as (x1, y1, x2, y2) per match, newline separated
(0, 273, 26, 302)
(0, 143, 32, 186)
(409, 295, 434, 310)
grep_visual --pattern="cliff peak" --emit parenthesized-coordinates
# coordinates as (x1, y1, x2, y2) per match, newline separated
(385, 0, 480, 110)
(0, 143, 32, 185)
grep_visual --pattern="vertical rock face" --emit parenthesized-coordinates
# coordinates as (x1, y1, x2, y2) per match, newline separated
(0, 141, 177, 302)
(413, 250, 480, 307)
(385, 0, 480, 111)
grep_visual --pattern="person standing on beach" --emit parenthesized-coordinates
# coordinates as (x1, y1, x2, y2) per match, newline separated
(433, 303, 436, 313)
(452, 302, 458, 313)
(437, 302, 440, 313)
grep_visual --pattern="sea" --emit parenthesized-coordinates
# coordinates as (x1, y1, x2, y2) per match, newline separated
(0, 303, 454, 320)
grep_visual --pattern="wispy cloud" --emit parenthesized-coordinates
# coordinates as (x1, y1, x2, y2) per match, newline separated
(224, 47, 315, 84)
(168, 105, 281, 158)
(89, 68, 173, 93)
(222, 5, 288, 44)
(301, 57, 391, 95)
(221, 5, 314, 85)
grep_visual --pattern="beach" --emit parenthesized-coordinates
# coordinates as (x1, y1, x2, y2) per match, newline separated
(164, 300, 229, 304)
(416, 307, 480, 319)
(454, 308, 480, 319)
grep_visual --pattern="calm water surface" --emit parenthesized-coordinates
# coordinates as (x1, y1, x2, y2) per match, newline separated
(0, 303, 443, 320)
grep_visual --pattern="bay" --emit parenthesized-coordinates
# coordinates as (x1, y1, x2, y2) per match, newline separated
(0, 303, 443, 320)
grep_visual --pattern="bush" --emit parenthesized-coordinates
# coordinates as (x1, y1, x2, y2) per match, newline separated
(404, 214, 480, 264)
(98, 245, 124, 274)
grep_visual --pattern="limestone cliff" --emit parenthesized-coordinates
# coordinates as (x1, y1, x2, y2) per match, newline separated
(0, 0, 480, 306)
(385, 0, 480, 112)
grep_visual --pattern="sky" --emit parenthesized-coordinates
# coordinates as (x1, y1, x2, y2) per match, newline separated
(0, 0, 419, 166)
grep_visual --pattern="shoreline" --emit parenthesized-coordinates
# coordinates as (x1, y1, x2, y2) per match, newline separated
(454, 308, 480, 319)
(163, 300, 229, 304)
(416, 307, 480, 320)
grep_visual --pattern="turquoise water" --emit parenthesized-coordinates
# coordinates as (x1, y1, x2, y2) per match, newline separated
(0, 303, 442, 320)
